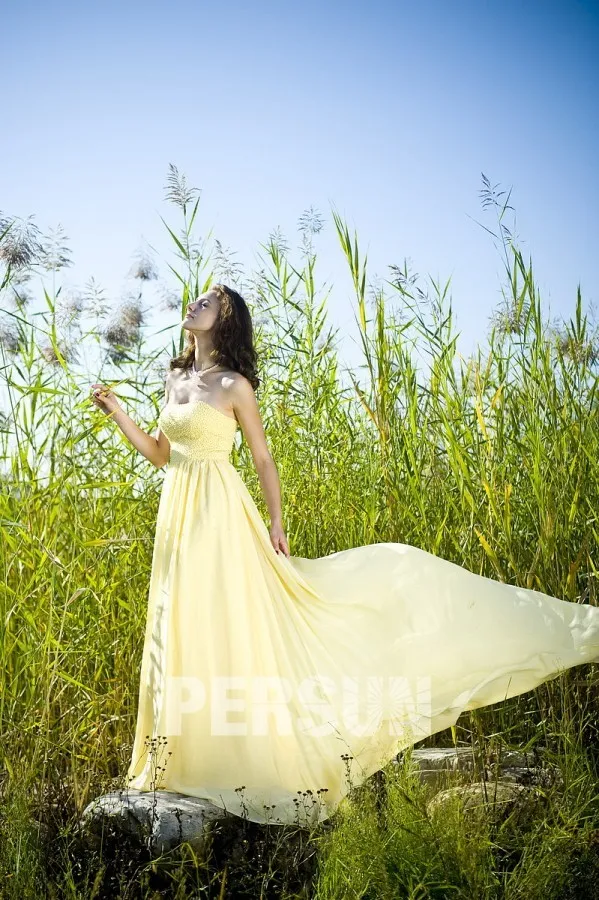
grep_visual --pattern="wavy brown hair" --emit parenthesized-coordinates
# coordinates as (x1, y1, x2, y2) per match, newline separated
(169, 283, 260, 391)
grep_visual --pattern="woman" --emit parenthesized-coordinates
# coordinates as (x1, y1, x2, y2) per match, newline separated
(91, 283, 599, 826)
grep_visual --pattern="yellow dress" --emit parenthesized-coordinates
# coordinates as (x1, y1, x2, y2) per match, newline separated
(126, 399, 599, 825)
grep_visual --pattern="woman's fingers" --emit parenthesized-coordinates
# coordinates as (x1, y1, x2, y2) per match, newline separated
(90, 383, 112, 408)
(274, 537, 291, 558)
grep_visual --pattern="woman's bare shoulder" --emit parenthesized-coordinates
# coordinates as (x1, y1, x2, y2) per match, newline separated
(227, 371, 256, 399)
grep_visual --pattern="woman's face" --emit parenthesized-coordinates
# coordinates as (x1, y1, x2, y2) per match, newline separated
(182, 289, 221, 334)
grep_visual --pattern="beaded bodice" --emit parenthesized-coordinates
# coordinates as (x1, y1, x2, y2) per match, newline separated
(158, 400, 238, 463)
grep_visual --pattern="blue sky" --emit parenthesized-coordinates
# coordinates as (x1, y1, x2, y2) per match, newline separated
(2, 0, 598, 375)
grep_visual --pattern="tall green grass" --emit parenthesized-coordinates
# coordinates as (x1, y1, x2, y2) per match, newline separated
(1, 169, 598, 898)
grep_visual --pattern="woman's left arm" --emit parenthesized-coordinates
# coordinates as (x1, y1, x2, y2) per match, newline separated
(231, 376, 290, 558)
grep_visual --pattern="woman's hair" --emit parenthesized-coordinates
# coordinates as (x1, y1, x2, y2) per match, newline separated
(169, 283, 260, 391)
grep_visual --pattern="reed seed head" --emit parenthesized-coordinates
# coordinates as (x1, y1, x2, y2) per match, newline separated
(0, 321, 20, 353)
(159, 286, 181, 312)
(129, 249, 158, 281)
(297, 206, 324, 237)
(56, 286, 86, 326)
(103, 321, 135, 348)
(163, 162, 200, 210)
(39, 224, 73, 272)
(213, 239, 245, 284)
(82, 277, 111, 319)
(0, 214, 44, 269)
(41, 339, 78, 366)
(119, 297, 145, 329)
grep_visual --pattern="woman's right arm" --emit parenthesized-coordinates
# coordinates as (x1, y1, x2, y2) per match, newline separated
(90, 381, 171, 469)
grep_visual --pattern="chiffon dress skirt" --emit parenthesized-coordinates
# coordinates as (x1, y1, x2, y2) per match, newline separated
(126, 399, 599, 825)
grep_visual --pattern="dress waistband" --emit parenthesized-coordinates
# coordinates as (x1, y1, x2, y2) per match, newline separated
(168, 447, 231, 464)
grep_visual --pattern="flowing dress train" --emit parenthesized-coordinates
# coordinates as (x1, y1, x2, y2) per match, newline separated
(126, 399, 599, 825)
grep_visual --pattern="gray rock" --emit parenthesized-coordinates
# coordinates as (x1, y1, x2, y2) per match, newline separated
(79, 789, 234, 855)
(394, 747, 476, 788)
(427, 781, 541, 830)
(395, 747, 560, 790)
(492, 750, 534, 769)
(79, 748, 560, 855)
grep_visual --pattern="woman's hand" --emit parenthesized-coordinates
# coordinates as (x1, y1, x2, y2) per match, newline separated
(90, 384, 122, 416)
(270, 522, 290, 558)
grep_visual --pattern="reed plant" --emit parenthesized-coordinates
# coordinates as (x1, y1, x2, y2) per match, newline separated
(0, 169, 598, 898)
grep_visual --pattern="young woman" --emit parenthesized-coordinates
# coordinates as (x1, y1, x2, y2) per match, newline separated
(91, 283, 599, 826)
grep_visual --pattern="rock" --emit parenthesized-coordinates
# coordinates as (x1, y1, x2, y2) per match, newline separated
(427, 781, 540, 830)
(394, 746, 561, 791)
(78, 747, 560, 855)
(393, 748, 476, 789)
(492, 750, 532, 769)
(79, 789, 234, 855)
(486, 749, 563, 789)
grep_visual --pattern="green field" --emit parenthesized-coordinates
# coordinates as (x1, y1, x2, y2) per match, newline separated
(1, 172, 598, 898)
